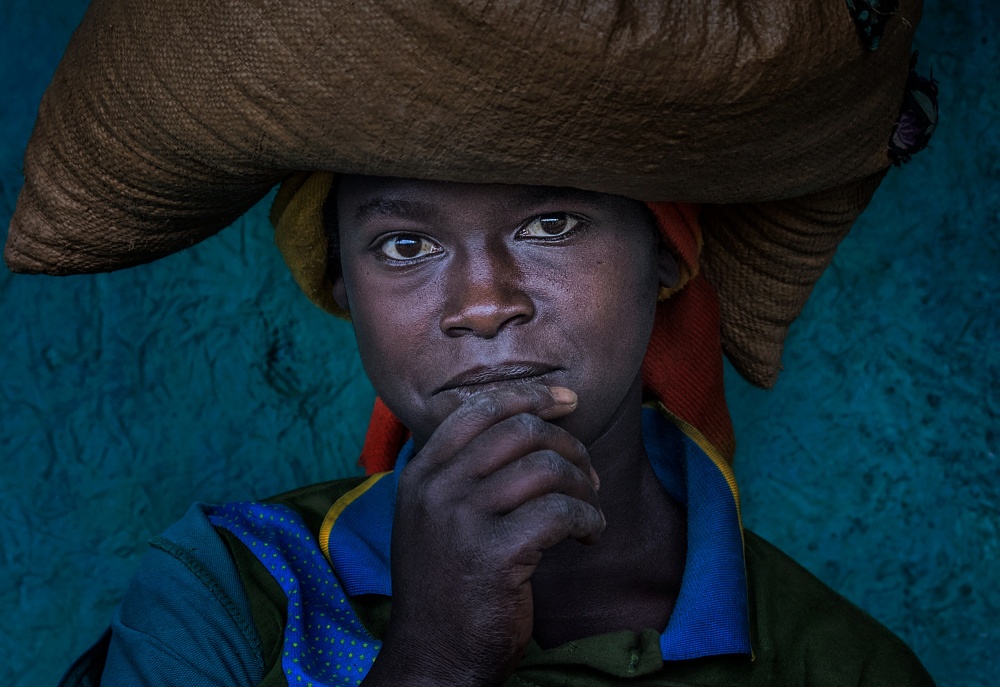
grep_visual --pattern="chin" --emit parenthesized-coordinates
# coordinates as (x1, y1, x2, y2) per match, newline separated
(561, 379, 643, 448)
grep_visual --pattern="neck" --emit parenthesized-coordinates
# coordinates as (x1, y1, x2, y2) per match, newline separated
(530, 375, 687, 646)
(541, 371, 682, 561)
(580, 373, 650, 506)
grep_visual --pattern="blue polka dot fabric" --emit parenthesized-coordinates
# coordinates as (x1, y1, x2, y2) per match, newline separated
(208, 502, 381, 686)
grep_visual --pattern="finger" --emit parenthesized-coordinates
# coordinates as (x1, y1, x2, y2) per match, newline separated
(459, 412, 597, 488)
(500, 493, 606, 551)
(419, 384, 578, 468)
(480, 449, 600, 515)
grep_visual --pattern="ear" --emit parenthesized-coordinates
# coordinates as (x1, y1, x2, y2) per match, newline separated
(656, 239, 681, 290)
(332, 272, 350, 311)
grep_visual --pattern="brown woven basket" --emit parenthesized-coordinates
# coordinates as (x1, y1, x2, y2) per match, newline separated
(4, 0, 921, 388)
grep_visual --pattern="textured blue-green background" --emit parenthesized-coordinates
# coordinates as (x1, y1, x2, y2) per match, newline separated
(1, 2, 996, 685)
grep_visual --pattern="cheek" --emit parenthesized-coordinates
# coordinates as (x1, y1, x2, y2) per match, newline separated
(342, 265, 441, 417)
(537, 237, 660, 376)
(553, 236, 658, 330)
(535, 245, 658, 442)
(579, 261, 658, 367)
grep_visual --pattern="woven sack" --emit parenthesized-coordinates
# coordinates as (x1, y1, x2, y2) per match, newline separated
(4, 0, 921, 387)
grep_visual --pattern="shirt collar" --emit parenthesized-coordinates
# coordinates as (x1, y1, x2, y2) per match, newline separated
(323, 407, 751, 660)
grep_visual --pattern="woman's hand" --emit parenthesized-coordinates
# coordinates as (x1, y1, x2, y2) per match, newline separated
(361, 384, 604, 687)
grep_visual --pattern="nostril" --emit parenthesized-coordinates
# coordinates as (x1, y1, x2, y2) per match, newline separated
(440, 298, 534, 338)
(443, 324, 475, 338)
(505, 313, 531, 329)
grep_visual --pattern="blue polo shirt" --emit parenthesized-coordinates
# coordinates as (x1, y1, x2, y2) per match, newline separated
(93, 407, 752, 687)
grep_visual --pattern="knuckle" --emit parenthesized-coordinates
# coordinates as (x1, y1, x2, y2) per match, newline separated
(531, 449, 569, 478)
(465, 393, 507, 423)
(511, 412, 545, 439)
(416, 474, 450, 510)
(539, 492, 574, 518)
(551, 493, 597, 529)
(451, 500, 480, 530)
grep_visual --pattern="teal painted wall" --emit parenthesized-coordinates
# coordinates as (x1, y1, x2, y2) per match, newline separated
(1, 2, 996, 685)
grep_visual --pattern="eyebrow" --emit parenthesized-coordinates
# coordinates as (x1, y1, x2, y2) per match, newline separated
(353, 198, 436, 224)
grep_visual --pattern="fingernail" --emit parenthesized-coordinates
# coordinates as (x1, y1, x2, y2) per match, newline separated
(590, 467, 601, 490)
(599, 510, 607, 528)
(547, 386, 577, 406)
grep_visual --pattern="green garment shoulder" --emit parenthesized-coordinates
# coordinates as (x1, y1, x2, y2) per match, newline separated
(215, 478, 935, 687)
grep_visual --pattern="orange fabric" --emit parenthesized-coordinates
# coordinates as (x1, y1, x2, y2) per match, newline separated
(359, 202, 735, 473)
(359, 397, 412, 474)
(642, 202, 736, 463)
(641, 274, 736, 462)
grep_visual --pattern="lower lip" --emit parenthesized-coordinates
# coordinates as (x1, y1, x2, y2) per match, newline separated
(443, 372, 558, 399)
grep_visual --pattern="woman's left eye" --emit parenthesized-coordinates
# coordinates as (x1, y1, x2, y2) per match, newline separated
(518, 213, 582, 239)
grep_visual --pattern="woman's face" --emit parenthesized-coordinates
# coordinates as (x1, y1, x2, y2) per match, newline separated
(333, 175, 677, 448)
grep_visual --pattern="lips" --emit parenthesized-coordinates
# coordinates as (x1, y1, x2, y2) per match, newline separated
(435, 362, 561, 395)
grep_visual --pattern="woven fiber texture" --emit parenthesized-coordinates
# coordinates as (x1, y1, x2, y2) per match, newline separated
(701, 171, 888, 386)
(4, 0, 920, 388)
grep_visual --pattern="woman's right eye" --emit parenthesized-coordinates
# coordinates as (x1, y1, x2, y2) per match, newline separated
(379, 234, 442, 261)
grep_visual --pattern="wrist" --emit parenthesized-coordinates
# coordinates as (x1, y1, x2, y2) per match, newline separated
(361, 654, 497, 687)
(362, 633, 511, 687)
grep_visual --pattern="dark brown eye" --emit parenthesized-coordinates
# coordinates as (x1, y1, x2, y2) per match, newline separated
(519, 213, 581, 238)
(379, 234, 441, 261)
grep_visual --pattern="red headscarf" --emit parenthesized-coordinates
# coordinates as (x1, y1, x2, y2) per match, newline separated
(358, 202, 735, 473)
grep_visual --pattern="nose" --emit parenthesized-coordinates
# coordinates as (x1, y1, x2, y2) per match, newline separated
(439, 244, 535, 339)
